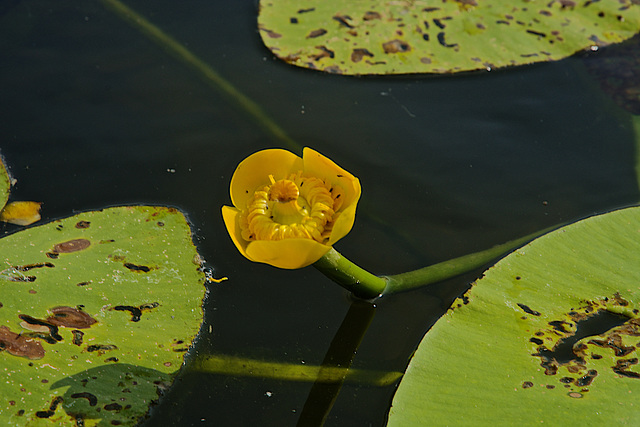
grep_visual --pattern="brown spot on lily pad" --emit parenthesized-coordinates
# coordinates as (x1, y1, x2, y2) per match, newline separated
(123, 263, 151, 273)
(363, 11, 381, 20)
(53, 239, 91, 254)
(15, 262, 55, 272)
(351, 48, 374, 62)
(72, 330, 84, 346)
(517, 303, 541, 316)
(113, 302, 160, 322)
(104, 402, 123, 411)
(613, 358, 640, 378)
(75, 220, 91, 229)
(35, 396, 64, 418)
(311, 45, 334, 61)
(71, 392, 98, 406)
(323, 65, 343, 74)
(588, 333, 635, 357)
(0, 325, 45, 359)
(86, 344, 118, 355)
(261, 28, 281, 38)
(47, 306, 97, 329)
(18, 314, 62, 341)
(332, 14, 354, 29)
(575, 369, 598, 386)
(382, 39, 411, 53)
(306, 28, 327, 38)
(612, 292, 630, 307)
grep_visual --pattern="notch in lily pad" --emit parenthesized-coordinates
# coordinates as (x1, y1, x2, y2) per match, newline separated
(388, 207, 640, 425)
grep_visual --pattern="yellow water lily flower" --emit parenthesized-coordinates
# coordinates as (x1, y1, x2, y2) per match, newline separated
(222, 148, 361, 269)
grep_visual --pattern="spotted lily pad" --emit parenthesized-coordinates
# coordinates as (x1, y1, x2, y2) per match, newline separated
(0, 206, 206, 426)
(0, 154, 11, 211)
(258, 0, 640, 75)
(388, 206, 640, 425)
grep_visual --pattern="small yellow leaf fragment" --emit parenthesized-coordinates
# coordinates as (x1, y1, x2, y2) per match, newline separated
(0, 201, 42, 225)
(207, 276, 228, 284)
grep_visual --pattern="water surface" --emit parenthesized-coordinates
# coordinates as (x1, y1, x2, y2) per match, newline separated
(0, 1, 638, 425)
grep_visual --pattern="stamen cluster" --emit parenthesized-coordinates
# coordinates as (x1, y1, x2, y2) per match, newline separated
(239, 172, 344, 243)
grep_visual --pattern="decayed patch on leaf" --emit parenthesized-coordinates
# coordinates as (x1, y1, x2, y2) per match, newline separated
(0, 325, 45, 359)
(258, 0, 640, 75)
(113, 302, 160, 322)
(52, 238, 91, 254)
(47, 306, 97, 329)
(0, 206, 207, 426)
(388, 207, 640, 425)
(522, 294, 640, 397)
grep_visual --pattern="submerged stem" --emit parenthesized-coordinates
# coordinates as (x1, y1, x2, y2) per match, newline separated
(297, 299, 377, 425)
(100, 0, 301, 151)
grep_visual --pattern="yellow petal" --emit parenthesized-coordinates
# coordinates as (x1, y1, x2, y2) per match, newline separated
(302, 148, 361, 245)
(0, 201, 42, 226)
(328, 201, 359, 246)
(246, 238, 331, 269)
(302, 147, 361, 212)
(221, 206, 254, 262)
(230, 149, 304, 209)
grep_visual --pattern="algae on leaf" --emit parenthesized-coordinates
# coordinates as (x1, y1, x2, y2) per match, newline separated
(388, 206, 640, 426)
(0, 206, 206, 426)
(259, 0, 640, 75)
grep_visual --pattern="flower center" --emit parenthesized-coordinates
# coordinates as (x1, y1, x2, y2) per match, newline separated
(240, 172, 343, 243)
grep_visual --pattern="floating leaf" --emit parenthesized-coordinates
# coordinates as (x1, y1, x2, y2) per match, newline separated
(0, 201, 42, 226)
(258, 0, 640, 75)
(388, 206, 640, 425)
(0, 206, 206, 426)
(0, 155, 11, 211)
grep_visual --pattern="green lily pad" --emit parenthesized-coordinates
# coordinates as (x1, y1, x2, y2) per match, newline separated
(388, 206, 640, 425)
(0, 154, 12, 211)
(258, 0, 640, 75)
(0, 206, 206, 426)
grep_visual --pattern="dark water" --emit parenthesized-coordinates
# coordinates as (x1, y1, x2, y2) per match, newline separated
(0, 1, 638, 426)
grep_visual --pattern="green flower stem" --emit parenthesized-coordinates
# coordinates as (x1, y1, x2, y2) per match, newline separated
(315, 227, 557, 298)
(383, 228, 551, 294)
(313, 248, 387, 299)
